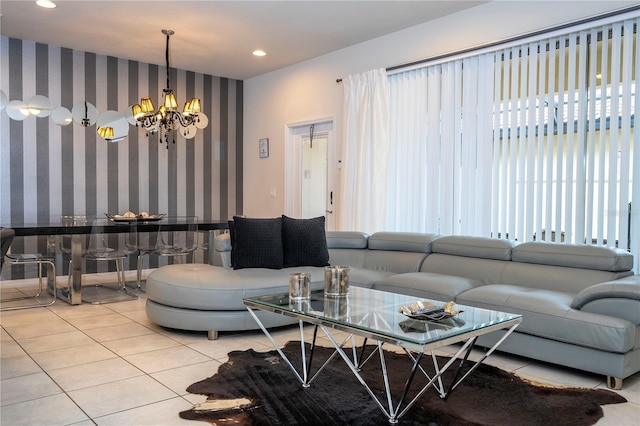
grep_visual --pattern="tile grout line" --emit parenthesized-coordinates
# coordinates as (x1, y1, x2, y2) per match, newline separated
(1, 293, 197, 422)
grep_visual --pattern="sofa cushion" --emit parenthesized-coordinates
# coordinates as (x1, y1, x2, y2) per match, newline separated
(281, 215, 330, 267)
(456, 285, 636, 353)
(231, 216, 283, 269)
(513, 241, 633, 272)
(346, 268, 396, 288)
(146, 264, 389, 311)
(372, 272, 482, 302)
(326, 231, 368, 249)
(431, 236, 515, 260)
(420, 253, 509, 284)
(362, 251, 429, 274)
(367, 232, 437, 253)
(147, 264, 325, 310)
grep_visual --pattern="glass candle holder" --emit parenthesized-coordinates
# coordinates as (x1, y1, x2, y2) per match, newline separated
(324, 266, 349, 297)
(289, 272, 311, 300)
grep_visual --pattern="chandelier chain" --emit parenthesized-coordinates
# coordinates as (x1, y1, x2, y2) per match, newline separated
(165, 31, 171, 93)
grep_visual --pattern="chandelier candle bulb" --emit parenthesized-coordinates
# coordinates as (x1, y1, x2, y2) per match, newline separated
(289, 272, 311, 300)
(324, 266, 349, 297)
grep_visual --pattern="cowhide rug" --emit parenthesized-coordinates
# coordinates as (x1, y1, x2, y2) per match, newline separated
(180, 341, 626, 425)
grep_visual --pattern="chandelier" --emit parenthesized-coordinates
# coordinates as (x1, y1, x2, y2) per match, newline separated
(132, 29, 207, 147)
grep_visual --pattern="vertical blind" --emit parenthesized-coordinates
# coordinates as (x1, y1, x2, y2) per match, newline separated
(491, 18, 637, 249)
(384, 14, 638, 269)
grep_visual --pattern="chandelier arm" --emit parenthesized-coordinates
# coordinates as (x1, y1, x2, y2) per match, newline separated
(169, 111, 196, 127)
(139, 114, 158, 129)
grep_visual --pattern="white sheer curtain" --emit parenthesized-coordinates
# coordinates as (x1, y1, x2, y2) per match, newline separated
(386, 55, 495, 235)
(338, 68, 390, 234)
(386, 69, 429, 231)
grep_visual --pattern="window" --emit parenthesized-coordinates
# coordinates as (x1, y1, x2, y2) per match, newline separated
(384, 15, 638, 270)
(492, 21, 636, 249)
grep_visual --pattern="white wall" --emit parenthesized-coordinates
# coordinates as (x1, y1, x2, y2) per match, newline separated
(243, 0, 637, 217)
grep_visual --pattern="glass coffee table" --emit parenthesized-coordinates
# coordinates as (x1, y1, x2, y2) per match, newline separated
(244, 286, 522, 424)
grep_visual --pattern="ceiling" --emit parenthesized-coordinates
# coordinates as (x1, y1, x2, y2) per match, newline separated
(0, 0, 488, 80)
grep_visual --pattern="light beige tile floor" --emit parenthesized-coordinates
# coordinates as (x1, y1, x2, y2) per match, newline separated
(1, 272, 639, 425)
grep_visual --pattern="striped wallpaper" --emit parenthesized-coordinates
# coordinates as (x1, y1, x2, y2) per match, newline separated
(0, 36, 243, 279)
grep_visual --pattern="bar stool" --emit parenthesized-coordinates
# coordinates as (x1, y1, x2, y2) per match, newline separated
(134, 216, 198, 291)
(1, 227, 57, 311)
(80, 218, 138, 304)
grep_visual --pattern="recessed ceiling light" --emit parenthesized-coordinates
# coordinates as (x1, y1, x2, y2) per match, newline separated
(252, 50, 267, 57)
(36, 0, 56, 8)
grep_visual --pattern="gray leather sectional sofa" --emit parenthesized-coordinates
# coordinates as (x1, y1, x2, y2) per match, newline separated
(145, 231, 639, 389)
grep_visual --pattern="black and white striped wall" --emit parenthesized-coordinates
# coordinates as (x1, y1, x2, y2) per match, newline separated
(0, 36, 243, 278)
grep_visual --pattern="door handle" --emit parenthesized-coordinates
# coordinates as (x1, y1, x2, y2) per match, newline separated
(325, 210, 333, 214)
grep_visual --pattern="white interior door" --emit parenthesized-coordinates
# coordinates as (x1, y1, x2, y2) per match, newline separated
(285, 119, 336, 230)
(301, 134, 328, 218)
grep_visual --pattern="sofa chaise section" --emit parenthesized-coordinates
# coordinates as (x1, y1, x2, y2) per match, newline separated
(145, 231, 433, 340)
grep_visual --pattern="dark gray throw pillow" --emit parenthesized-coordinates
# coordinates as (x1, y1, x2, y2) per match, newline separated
(231, 216, 283, 269)
(281, 215, 329, 267)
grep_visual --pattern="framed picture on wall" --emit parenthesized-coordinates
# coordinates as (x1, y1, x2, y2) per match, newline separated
(259, 138, 269, 158)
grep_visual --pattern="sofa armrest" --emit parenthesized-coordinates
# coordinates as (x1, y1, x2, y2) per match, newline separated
(571, 275, 640, 324)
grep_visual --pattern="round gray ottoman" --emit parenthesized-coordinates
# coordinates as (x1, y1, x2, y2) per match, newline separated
(145, 263, 325, 339)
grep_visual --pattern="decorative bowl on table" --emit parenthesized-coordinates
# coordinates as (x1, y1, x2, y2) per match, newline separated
(399, 300, 463, 322)
(105, 212, 165, 222)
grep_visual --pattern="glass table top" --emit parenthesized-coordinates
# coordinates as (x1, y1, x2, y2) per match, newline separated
(244, 286, 521, 349)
